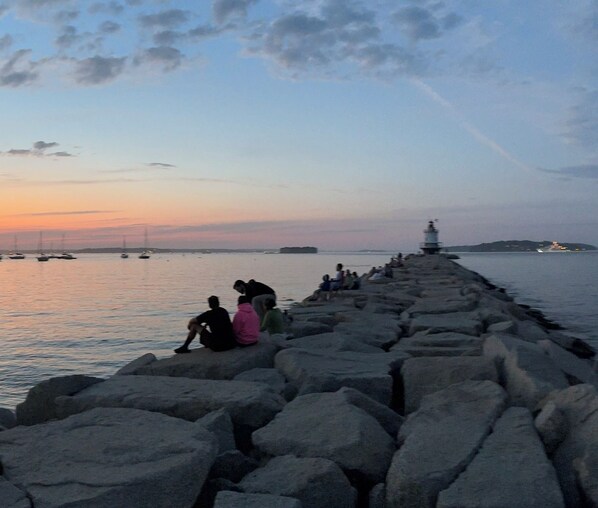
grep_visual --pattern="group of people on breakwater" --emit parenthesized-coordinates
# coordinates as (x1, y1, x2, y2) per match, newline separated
(178, 262, 368, 352)
(174, 278, 284, 354)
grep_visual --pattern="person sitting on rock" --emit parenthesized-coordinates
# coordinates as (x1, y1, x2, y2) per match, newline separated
(307, 274, 331, 301)
(233, 279, 276, 322)
(233, 295, 260, 347)
(351, 272, 361, 289)
(330, 263, 344, 291)
(174, 295, 237, 353)
(260, 298, 285, 335)
(343, 269, 354, 290)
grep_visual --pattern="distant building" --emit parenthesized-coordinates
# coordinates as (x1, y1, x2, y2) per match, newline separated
(420, 221, 442, 254)
(279, 246, 318, 254)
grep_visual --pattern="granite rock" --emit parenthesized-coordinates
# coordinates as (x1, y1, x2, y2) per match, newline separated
(385, 380, 507, 508)
(239, 455, 357, 508)
(130, 342, 279, 380)
(483, 334, 569, 409)
(214, 491, 303, 508)
(437, 407, 565, 508)
(274, 348, 409, 405)
(401, 356, 498, 413)
(0, 407, 218, 508)
(252, 391, 396, 483)
(55, 374, 285, 430)
(16, 375, 104, 426)
(114, 353, 157, 375)
(0, 478, 30, 508)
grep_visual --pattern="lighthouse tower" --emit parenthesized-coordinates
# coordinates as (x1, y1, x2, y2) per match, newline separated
(420, 220, 442, 254)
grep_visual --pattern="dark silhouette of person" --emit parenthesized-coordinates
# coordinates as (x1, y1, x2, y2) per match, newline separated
(174, 295, 236, 353)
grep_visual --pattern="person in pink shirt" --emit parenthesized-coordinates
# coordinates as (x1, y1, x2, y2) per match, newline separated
(232, 295, 260, 346)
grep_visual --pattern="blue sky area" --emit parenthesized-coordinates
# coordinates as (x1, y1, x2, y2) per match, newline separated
(0, 0, 596, 250)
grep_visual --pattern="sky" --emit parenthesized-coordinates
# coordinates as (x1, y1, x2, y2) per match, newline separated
(0, 0, 596, 251)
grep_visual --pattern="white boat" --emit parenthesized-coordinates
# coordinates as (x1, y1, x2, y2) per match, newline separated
(139, 228, 151, 259)
(537, 241, 570, 253)
(58, 234, 77, 259)
(121, 236, 129, 258)
(37, 232, 50, 262)
(9, 236, 26, 259)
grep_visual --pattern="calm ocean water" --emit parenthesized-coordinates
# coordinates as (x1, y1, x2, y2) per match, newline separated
(1, 251, 596, 410)
(455, 252, 598, 345)
(0, 252, 393, 409)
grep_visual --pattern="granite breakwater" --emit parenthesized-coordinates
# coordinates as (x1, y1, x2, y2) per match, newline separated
(1, 255, 597, 507)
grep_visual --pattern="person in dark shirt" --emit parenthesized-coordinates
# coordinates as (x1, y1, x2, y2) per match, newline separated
(174, 295, 237, 353)
(233, 279, 276, 322)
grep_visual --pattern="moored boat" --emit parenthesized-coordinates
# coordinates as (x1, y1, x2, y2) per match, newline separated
(537, 241, 570, 253)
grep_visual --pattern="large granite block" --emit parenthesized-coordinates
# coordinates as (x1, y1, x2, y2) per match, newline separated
(437, 407, 565, 508)
(252, 391, 395, 483)
(239, 455, 357, 508)
(401, 356, 498, 413)
(214, 491, 302, 508)
(483, 334, 569, 409)
(0, 407, 218, 508)
(385, 380, 507, 508)
(130, 342, 279, 380)
(16, 375, 104, 426)
(274, 348, 409, 405)
(408, 312, 483, 336)
(55, 375, 285, 430)
(542, 384, 598, 507)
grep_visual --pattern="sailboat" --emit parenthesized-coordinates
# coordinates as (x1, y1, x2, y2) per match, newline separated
(9, 236, 26, 259)
(58, 234, 76, 259)
(37, 232, 50, 262)
(121, 236, 129, 259)
(139, 228, 151, 259)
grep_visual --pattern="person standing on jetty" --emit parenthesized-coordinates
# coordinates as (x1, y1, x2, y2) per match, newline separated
(232, 295, 260, 346)
(174, 295, 236, 353)
(233, 279, 276, 322)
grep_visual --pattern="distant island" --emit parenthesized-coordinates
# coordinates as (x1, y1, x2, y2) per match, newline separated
(279, 246, 318, 254)
(444, 240, 597, 253)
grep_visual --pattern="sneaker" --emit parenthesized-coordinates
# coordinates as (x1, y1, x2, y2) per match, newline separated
(174, 346, 190, 354)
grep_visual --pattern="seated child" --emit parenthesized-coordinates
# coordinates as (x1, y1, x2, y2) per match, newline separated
(261, 298, 285, 334)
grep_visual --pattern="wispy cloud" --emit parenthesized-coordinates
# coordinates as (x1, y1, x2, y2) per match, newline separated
(1, 140, 74, 157)
(146, 162, 176, 168)
(412, 80, 536, 174)
(12, 210, 118, 217)
(538, 164, 598, 179)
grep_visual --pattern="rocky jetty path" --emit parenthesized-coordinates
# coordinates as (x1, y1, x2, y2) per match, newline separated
(2, 255, 598, 507)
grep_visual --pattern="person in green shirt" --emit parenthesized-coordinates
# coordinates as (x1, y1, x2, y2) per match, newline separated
(260, 298, 285, 335)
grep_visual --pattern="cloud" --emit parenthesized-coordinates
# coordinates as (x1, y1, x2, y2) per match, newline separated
(74, 55, 126, 84)
(0, 49, 39, 87)
(34, 141, 59, 150)
(146, 162, 176, 168)
(213, 0, 258, 25)
(134, 46, 182, 71)
(0, 34, 13, 50)
(573, 0, 598, 41)
(99, 20, 120, 33)
(88, 2, 124, 16)
(539, 164, 598, 179)
(15, 210, 117, 216)
(245, 0, 420, 78)
(138, 9, 190, 29)
(392, 5, 463, 42)
(563, 89, 598, 153)
(2, 140, 73, 157)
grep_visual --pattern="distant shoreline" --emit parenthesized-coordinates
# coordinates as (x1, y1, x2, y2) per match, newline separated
(445, 240, 597, 253)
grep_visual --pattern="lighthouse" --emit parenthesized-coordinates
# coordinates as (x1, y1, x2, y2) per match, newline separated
(420, 220, 442, 254)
